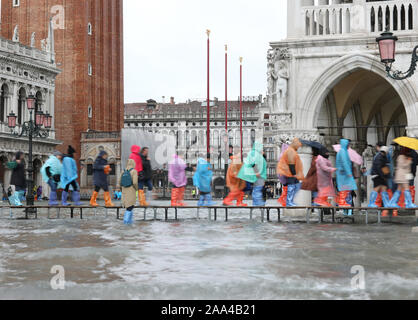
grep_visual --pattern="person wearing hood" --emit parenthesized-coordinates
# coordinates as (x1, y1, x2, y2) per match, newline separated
(335, 139, 357, 209)
(314, 148, 337, 207)
(90, 150, 114, 207)
(129, 145, 143, 174)
(9, 152, 26, 206)
(41, 151, 63, 206)
(223, 153, 247, 207)
(60, 146, 83, 206)
(389, 147, 418, 209)
(277, 143, 289, 207)
(168, 153, 193, 207)
(301, 147, 320, 205)
(368, 146, 391, 208)
(138, 147, 153, 206)
(277, 138, 305, 207)
(121, 159, 139, 225)
(238, 142, 267, 206)
(193, 156, 215, 206)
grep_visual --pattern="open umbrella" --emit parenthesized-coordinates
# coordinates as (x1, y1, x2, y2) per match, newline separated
(333, 145, 363, 166)
(301, 140, 329, 157)
(393, 137, 418, 150)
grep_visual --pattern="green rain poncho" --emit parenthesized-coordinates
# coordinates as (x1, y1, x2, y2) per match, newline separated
(237, 141, 267, 184)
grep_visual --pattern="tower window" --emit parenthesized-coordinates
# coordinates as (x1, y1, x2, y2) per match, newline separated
(88, 63, 92, 76)
(13, 0, 20, 7)
(87, 23, 92, 35)
(88, 105, 93, 118)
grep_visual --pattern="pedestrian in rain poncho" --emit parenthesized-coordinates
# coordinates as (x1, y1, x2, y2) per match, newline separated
(193, 157, 214, 206)
(223, 153, 247, 207)
(277, 138, 305, 207)
(169, 154, 193, 207)
(61, 145, 83, 206)
(8, 152, 26, 207)
(90, 150, 114, 207)
(314, 149, 336, 207)
(336, 139, 357, 208)
(301, 148, 319, 205)
(121, 159, 139, 225)
(238, 142, 267, 206)
(368, 146, 391, 208)
(277, 143, 289, 207)
(41, 151, 63, 206)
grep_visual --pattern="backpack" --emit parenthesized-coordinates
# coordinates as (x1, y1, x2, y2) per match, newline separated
(120, 169, 133, 188)
(6, 161, 17, 170)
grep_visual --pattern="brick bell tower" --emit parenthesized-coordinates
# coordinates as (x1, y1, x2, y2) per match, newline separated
(0, 0, 124, 161)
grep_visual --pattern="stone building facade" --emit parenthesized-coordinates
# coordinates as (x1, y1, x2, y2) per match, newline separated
(0, 31, 60, 196)
(124, 97, 280, 198)
(264, 0, 418, 208)
(0, 0, 124, 184)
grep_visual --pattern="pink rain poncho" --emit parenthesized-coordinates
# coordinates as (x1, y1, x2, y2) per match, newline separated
(316, 155, 337, 198)
(168, 155, 187, 188)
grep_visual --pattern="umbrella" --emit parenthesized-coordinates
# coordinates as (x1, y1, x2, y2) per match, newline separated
(393, 137, 418, 150)
(300, 140, 325, 150)
(333, 145, 363, 166)
(301, 140, 329, 157)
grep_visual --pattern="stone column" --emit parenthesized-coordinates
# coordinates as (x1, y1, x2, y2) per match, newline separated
(283, 146, 313, 218)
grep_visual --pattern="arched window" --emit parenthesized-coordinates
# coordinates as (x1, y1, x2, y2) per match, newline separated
(18, 88, 26, 125)
(401, 5, 406, 30)
(0, 84, 9, 123)
(393, 6, 398, 31)
(378, 6, 383, 32)
(408, 4, 413, 30)
(251, 129, 256, 146)
(370, 7, 376, 32)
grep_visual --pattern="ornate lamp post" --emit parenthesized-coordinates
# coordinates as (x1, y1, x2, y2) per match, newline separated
(376, 31, 418, 80)
(7, 94, 52, 217)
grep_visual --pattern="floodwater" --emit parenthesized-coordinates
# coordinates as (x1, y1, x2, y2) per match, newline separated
(0, 200, 417, 300)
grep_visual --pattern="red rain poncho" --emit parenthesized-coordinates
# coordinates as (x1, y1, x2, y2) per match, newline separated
(129, 145, 143, 173)
(226, 155, 246, 192)
(316, 155, 337, 198)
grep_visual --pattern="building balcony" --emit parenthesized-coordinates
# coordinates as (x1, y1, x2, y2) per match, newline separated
(301, 0, 417, 38)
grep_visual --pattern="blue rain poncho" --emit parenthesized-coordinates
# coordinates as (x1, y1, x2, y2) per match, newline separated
(237, 141, 267, 184)
(193, 158, 213, 193)
(60, 156, 78, 188)
(41, 155, 62, 183)
(336, 139, 357, 191)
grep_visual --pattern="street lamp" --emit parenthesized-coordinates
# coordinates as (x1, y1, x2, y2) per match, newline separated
(7, 94, 53, 218)
(376, 31, 418, 80)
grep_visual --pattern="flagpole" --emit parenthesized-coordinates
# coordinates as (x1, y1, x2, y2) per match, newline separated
(240, 57, 243, 162)
(224, 45, 229, 197)
(206, 29, 211, 160)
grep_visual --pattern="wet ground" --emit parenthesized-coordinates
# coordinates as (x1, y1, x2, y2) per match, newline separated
(0, 200, 417, 300)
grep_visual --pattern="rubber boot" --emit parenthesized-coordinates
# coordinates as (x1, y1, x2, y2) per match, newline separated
(404, 190, 418, 208)
(72, 191, 84, 206)
(398, 191, 405, 208)
(49, 191, 59, 206)
(204, 193, 215, 206)
(381, 191, 391, 208)
(286, 184, 298, 207)
(368, 191, 379, 208)
(90, 191, 99, 207)
(138, 190, 149, 207)
(223, 191, 235, 206)
(104, 191, 115, 207)
(236, 191, 248, 207)
(375, 193, 383, 208)
(314, 196, 332, 207)
(146, 190, 153, 205)
(338, 191, 351, 208)
(197, 194, 205, 207)
(252, 186, 265, 206)
(389, 190, 401, 208)
(9, 192, 22, 206)
(123, 210, 133, 225)
(278, 186, 287, 207)
(61, 191, 70, 206)
(171, 188, 179, 206)
(177, 187, 187, 207)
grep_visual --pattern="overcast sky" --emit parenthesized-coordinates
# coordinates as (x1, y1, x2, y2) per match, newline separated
(123, 0, 287, 104)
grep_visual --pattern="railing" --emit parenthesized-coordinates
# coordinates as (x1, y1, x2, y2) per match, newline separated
(366, 0, 416, 34)
(301, 0, 416, 37)
(1, 204, 416, 225)
(302, 3, 353, 36)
